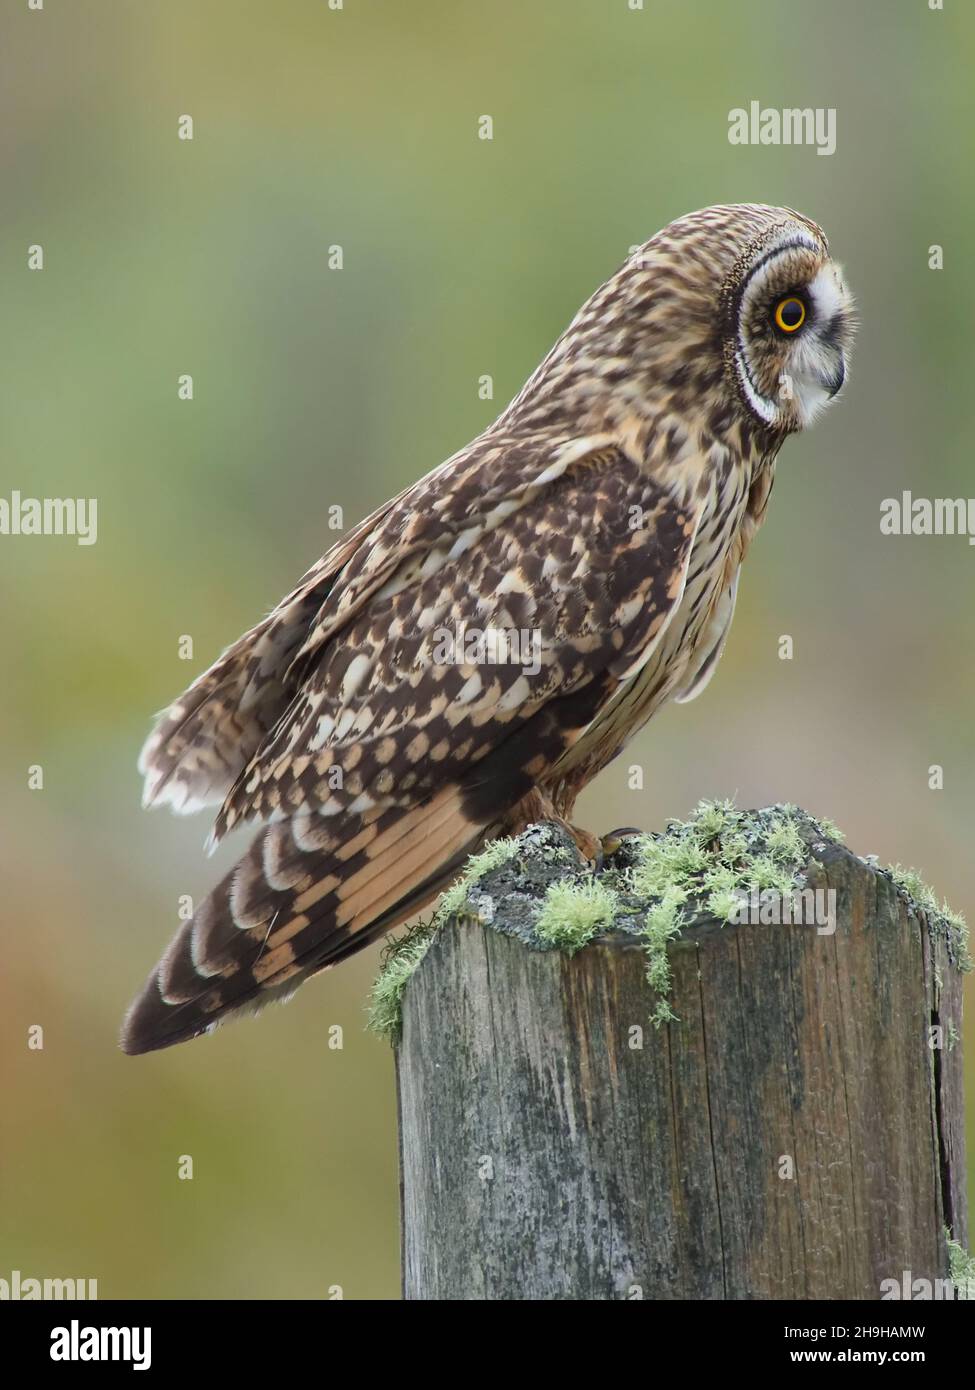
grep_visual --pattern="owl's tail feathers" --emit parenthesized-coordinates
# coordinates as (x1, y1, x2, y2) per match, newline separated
(120, 788, 490, 1055)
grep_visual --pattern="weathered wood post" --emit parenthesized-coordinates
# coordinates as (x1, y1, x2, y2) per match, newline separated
(386, 805, 970, 1300)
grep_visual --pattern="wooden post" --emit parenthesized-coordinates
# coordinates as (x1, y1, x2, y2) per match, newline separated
(394, 810, 969, 1300)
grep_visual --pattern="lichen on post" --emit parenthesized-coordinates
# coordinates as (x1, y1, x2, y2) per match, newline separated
(383, 803, 970, 1301)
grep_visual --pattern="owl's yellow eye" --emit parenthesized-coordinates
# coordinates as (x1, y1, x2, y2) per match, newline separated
(773, 296, 806, 333)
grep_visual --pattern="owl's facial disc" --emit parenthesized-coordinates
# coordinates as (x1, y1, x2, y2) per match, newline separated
(731, 229, 854, 433)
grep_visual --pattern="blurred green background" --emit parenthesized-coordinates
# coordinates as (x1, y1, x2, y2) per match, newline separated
(2, 0, 972, 1298)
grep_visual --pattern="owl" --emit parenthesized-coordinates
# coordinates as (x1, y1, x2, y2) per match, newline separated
(124, 203, 854, 1053)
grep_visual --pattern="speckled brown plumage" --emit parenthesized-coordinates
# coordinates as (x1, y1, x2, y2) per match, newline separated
(123, 203, 854, 1053)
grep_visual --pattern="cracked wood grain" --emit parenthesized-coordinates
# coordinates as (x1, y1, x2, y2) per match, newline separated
(396, 834, 967, 1300)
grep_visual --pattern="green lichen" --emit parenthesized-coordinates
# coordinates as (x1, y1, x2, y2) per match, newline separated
(947, 1236, 975, 1299)
(704, 884, 743, 925)
(367, 921, 437, 1039)
(367, 837, 522, 1038)
(690, 797, 740, 843)
(888, 863, 939, 915)
(534, 877, 618, 954)
(432, 836, 521, 927)
(817, 816, 845, 844)
(751, 854, 796, 893)
(369, 799, 970, 1044)
(765, 817, 805, 865)
(643, 889, 685, 1026)
(626, 800, 840, 1022)
(887, 863, 972, 972)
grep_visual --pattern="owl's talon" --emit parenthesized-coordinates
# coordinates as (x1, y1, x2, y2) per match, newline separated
(561, 824, 645, 873)
(599, 826, 646, 859)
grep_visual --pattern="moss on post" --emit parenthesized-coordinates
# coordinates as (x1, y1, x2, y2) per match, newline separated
(372, 800, 970, 1037)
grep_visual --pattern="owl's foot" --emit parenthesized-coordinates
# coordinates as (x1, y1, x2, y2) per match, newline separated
(504, 790, 639, 867)
(563, 822, 601, 864)
(599, 826, 646, 858)
(591, 826, 647, 872)
(564, 823, 645, 872)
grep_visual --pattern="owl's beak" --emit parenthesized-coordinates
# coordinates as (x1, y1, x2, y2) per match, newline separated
(815, 304, 851, 398)
(824, 356, 845, 397)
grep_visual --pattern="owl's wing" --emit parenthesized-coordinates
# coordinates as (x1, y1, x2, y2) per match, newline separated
(141, 427, 699, 834)
(126, 435, 708, 1052)
(138, 499, 405, 814)
(139, 430, 595, 815)
(211, 436, 706, 843)
(137, 431, 549, 816)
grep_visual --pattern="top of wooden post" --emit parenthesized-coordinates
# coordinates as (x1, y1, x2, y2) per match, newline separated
(371, 801, 971, 1039)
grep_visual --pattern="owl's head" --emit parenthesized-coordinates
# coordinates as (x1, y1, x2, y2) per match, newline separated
(618, 203, 856, 437)
(717, 206, 855, 433)
(506, 203, 854, 444)
(613, 204, 855, 438)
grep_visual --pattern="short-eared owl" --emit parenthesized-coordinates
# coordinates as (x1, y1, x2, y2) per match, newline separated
(124, 203, 854, 1053)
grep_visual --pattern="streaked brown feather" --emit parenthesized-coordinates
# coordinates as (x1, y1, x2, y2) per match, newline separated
(122, 787, 489, 1053)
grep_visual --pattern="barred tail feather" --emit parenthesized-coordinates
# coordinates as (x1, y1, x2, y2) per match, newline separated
(121, 789, 490, 1055)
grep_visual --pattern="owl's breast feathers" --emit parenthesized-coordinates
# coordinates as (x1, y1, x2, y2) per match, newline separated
(545, 419, 775, 798)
